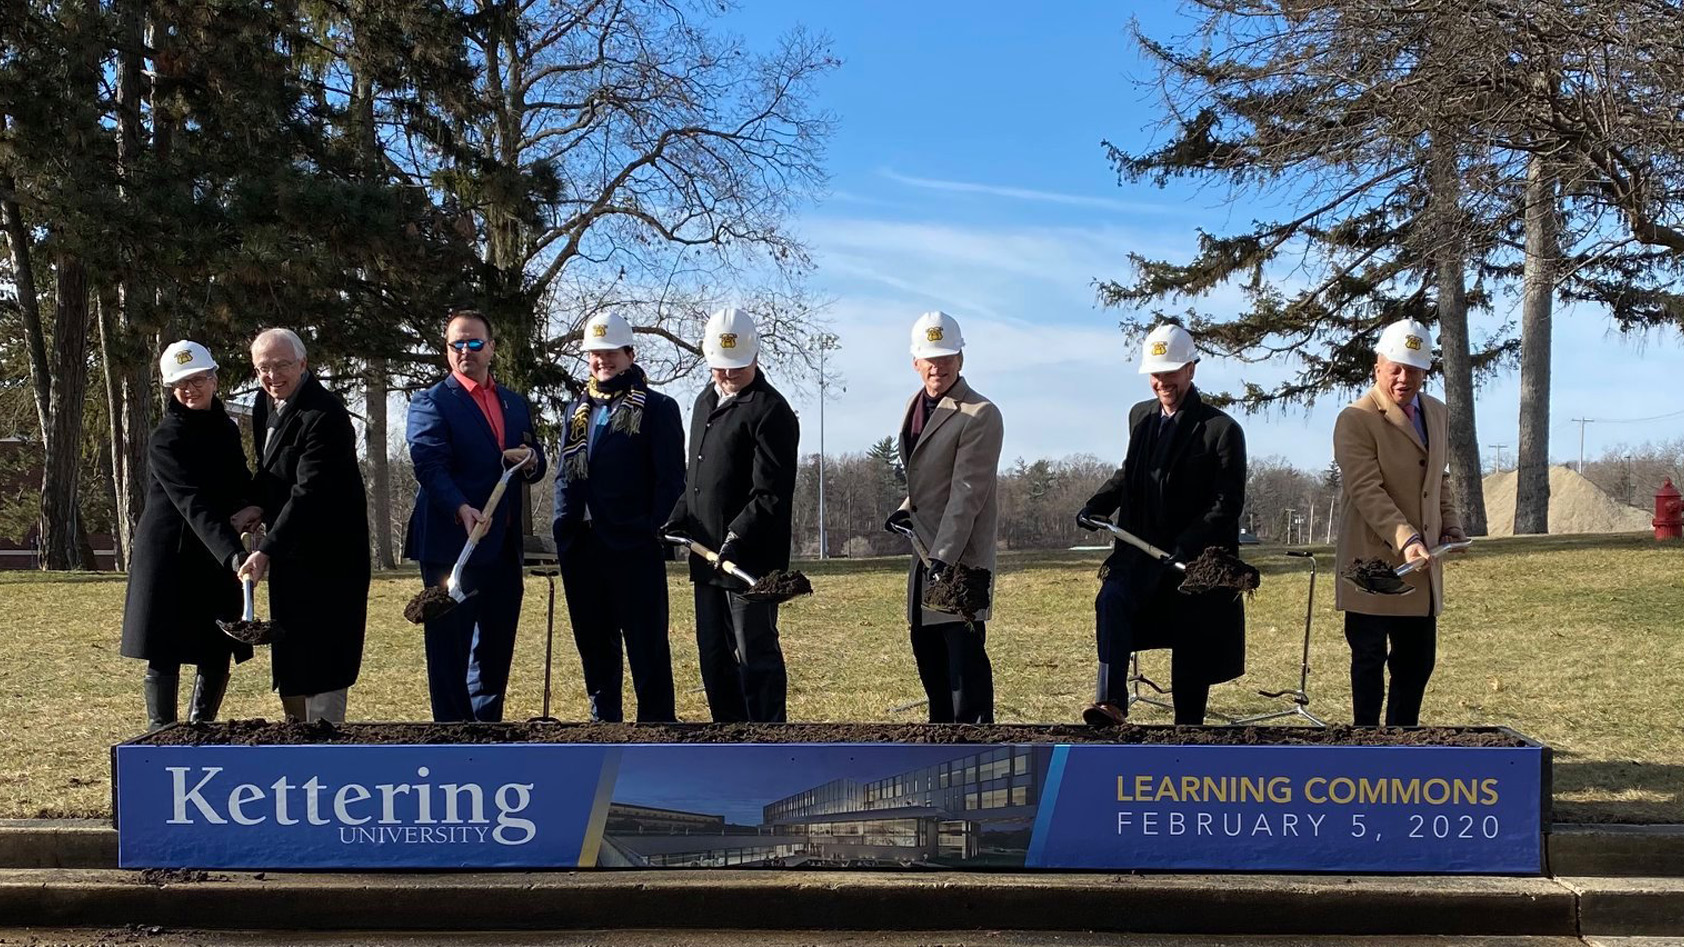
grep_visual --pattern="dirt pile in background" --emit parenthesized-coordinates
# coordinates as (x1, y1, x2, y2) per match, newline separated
(1482, 464, 1652, 535)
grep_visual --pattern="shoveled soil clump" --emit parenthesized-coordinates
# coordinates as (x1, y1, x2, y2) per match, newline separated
(403, 585, 457, 623)
(743, 569, 813, 604)
(136, 868, 212, 885)
(922, 564, 992, 621)
(216, 619, 282, 645)
(1342, 556, 1409, 594)
(1178, 547, 1261, 596)
(135, 719, 1530, 748)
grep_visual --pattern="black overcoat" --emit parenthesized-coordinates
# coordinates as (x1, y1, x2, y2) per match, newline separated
(1083, 388, 1248, 685)
(664, 372, 799, 586)
(120, 396, 255, 667)
(252, 374, 370, 695)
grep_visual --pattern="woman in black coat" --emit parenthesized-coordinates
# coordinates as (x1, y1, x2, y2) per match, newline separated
(120, 341, 260, 730)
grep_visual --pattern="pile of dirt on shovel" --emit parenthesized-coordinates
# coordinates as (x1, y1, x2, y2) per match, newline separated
(922, 564, 992, 620)
(1178, 547, 1261, 595)
(403, 585, 456, 623)
(1342, 556, 1408, 594)
(218, 619, 282, 645)
(745, 569, 813, 602)
(133, 719, 1531, 748)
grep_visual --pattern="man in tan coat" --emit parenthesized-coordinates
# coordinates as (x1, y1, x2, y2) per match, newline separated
(885, 311, 1004, 723)
(1334, 318, 1467, 726)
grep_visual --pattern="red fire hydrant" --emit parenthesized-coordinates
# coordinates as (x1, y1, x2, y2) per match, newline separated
(1656, 478, 1682, 541)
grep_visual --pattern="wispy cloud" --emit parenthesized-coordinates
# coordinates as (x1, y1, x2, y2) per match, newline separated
(880, 168, 1178, 215)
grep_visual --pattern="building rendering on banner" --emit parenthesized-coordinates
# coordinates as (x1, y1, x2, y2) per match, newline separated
(600, 745, 1053, 868)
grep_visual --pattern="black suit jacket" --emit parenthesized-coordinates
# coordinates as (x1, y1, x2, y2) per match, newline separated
(664, 372, 799, 586)
(252, 374, 370, 695)
(1084, 387, 1248, 683)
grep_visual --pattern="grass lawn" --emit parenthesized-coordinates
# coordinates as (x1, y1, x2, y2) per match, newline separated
(0, 533, 1678, 822)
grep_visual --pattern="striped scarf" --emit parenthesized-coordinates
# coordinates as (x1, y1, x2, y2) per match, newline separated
(562, 363, 647, 481)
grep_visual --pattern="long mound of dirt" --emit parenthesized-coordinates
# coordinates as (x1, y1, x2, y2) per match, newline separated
(133, 719, 1531, 748)
(1483, 465, 1652, 536)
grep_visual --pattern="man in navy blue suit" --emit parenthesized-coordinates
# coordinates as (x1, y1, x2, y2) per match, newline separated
(405, 309, 548, 722)
(553, 312, 685, 722)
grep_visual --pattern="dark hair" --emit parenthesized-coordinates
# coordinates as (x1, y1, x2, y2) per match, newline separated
(447, 309, 494, 341)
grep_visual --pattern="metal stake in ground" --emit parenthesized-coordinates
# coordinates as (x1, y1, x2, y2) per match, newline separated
(1341, 539, 1473, 596)
(528, 567, 560, 723)
(661, 533, 812, 604)
(404, 452, 530, 624)
(1234, 550, 1326, 727)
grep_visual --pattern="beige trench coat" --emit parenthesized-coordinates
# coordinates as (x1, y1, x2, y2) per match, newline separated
(1333, 385, 1463, 617)
(897, 377, 1004, 625)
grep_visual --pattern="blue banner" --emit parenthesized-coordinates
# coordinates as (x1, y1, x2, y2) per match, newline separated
(1026, 745, 1543, 872)
(115, 740, 1543, 873)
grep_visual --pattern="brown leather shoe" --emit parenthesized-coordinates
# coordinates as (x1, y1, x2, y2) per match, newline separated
(1082, 701, 1128, 728)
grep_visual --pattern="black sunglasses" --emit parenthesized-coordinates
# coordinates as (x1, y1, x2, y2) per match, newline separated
(448, 339, 487, 353)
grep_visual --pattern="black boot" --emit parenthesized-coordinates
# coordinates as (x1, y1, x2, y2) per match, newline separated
(143, 667, 180, 732)
(189, 670, 229, 724)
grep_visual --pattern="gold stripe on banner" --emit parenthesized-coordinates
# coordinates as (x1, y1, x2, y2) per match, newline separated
(577, 748, 622, 867)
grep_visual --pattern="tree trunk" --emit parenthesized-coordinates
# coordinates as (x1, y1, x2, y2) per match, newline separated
(1429, 130, 1488, 535)
(41, 255, 93, 570)
(0, 153, 50, 440)
(1514, 151, 1557, 535)
(365, 359, 396, 569)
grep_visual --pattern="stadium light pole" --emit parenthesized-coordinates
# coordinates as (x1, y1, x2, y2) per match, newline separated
(816, 333, 841, 560)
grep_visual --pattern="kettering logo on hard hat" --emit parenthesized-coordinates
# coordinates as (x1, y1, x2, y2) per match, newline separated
(174, 350, 195, 365)
(591, 324, 607, 338)
(926, 327, 943, 342)
(719, 332, 737, 349)
(1405, 335, 1423, 351)
(1150, 341, 1169, 357)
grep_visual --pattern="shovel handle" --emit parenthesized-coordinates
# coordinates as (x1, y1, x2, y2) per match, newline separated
(661, 534, 761, 587)
(1078, 514, 1186, 572)
(1395, 539, 1474, 576)
(241, 576, 255, 622)
(888, 520, 937, 570)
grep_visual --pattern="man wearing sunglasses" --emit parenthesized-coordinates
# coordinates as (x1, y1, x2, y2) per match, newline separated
(406, 309, 548, 722)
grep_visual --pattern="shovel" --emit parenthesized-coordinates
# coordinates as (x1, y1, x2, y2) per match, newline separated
(404, 450, 530, 624)
(1342, 539, 1473, 595)
(887, 518, 992, 620)
(661, 533, 812, 604)
(1077, 513, 1259, 595)
(219, 531, 284, 645)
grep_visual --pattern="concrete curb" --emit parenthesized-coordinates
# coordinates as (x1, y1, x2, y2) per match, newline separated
(0, 869, 1581, 935)
(8, 820, 1682, 875)
(1560, 876, 1684, 937)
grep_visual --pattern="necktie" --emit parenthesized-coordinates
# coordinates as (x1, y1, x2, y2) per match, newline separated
(1401, 402, 1415, 423)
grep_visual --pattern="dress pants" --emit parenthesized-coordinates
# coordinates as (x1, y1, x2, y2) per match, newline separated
(560, 527, 676, 722)
(1095, 576, 1212, 725)
(909, 564, 994, 723)
(280, 688, 348, 724)
(694, 583, 787, 722)
(1345, 611, 1437, 726)
(420, 555, 524, 722)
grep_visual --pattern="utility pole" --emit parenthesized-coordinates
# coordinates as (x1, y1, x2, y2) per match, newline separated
(1488, 444, 1509, 473)
(1282, 508, 1297, 545)
(1571, 417, 1592, 472)
(815, 333, 841, 560)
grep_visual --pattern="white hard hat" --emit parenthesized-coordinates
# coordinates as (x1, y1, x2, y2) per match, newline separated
(1374, 319, 1434, 370)
(1138, 324, 1199, 374)
(159, 340, 218, 385)
(909, 310, 964, 358)
(702, 307, 760, 369)
(581, 312, 634, 351)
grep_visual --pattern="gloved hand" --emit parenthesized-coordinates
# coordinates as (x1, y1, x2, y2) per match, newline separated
(884, 508, 913, 534)
(715, 532, 742, 570)
(926, 558, 950, 584)
(1076, 506, 1105, 530)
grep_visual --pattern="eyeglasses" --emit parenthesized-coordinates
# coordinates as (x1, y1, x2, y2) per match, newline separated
(448, 339, 487, 353)
(254, 360, 298, 376)
(169, 373, 214, 391)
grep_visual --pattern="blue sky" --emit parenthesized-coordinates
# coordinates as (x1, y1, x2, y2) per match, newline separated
(718, 1, 1684, 473)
